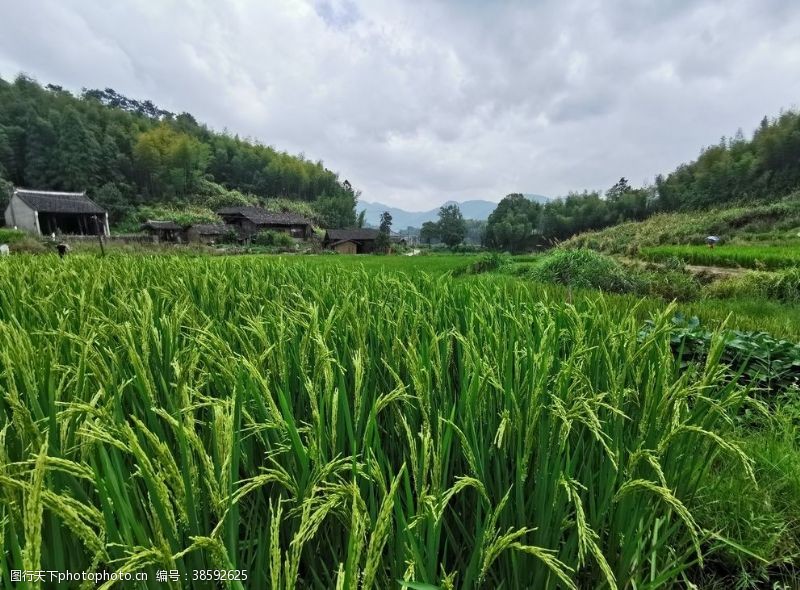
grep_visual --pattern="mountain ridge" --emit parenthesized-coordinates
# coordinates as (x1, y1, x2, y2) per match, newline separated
(360, 194, 549, 227)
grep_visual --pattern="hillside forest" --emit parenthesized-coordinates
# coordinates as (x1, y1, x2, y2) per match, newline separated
(0, 75, 358, 229)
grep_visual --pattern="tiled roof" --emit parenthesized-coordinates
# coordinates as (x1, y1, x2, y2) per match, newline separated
(14, 188, 105, 214)
(325, 228, 380, 242)
(190, 224, 227, 234)
(216, 206, 312, 226)
(141, 220, 181, 231)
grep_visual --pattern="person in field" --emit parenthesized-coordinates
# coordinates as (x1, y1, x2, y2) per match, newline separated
(56, 242, 70, 258)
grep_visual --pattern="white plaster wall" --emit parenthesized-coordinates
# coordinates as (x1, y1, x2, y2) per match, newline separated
(4, 196, 39, 234)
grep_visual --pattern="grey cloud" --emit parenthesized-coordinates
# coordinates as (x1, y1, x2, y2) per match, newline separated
(1, 0, 800, 210)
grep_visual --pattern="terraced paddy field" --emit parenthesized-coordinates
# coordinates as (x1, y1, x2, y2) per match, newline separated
(0, 255, 797, 588)
(641, 244, 800, 270)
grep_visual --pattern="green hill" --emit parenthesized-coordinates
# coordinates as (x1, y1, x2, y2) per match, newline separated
(562, 193, 800, 255)
(0, 75, 357, 229)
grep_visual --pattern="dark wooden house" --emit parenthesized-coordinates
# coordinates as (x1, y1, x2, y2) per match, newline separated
(140, 220, 182, 242)
(216, 207, 313, 240)
(185, 224, 227, 244)
(324, 228, 381, 254)
(4, 188, 109, 236)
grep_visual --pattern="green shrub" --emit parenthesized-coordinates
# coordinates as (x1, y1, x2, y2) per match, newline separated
(251, 229, 296, 248)
(0, 229, 48, 254)
(529, 249, 643, 293)
(705, 268, 800, 304)
(0, 228, 27, 245)
(562, 193, 800, 254)
(639, 268, 702, 301)
(454, 252, 508, 275)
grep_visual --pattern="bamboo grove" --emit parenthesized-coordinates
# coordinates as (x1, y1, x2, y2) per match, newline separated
(0, 256, 751, 588)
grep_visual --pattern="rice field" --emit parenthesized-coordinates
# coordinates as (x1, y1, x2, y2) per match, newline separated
(0, 255, 759, 588)
(641, 244, 800, 270)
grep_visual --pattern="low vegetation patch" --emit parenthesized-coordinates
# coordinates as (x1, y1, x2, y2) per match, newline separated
(250, 229, 297, 249)
(0, 228, 48, 253)
(642, 244, 800, 270)
(705, 268, 800, 304)
(562, 195, 800, 254)
(526, 249, 703, 301)
(644, 315, 800, 396)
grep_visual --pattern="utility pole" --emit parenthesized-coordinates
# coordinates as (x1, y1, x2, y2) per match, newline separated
(91, 215, 106, 257)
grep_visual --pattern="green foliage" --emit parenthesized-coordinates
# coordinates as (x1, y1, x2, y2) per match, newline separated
(437, 203, 466, 247)
(533, 184, 652, 243)
(642, 244, 800, 270)
(419, 220, 440, 244)
(0, 255, 765, 587)
(133, 123, 209, 199)
(454, 252, 508, 275)
(644, 315, 800, 395)
(93, 181, 134, 223)
(691, 396, 800, 587)
(484, 193, 543, 252)
(528, 249, 643, 293)
(250, 229, 296, 248)
(657, 112, 800, 210)
(704, 268, 800, 304)
(0, 227, 27, 244)
(524, 250, 703, 301)
(0, 75, 354, 225)
(115, 204, 221, 233)
(563, 195, 800, 254)
(483, 109, 800, 248)
(312, 190, 358, 228)
(0, 174, 12, 215)
(375, 210, 392, 253)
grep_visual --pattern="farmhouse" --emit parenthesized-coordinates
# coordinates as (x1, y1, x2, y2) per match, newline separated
(4, 188, 109, 236)
(140, 220, 182, 242)
(216, 206, 313, 240)
(185, 223, 227, 243)
(324, 228, 381, 254)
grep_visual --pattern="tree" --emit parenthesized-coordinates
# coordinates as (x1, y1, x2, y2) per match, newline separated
(437, 203, 466, 248)
(133, 124, 208, 200)
(356, 209, 366, 228)
(605, 177, 631, 201)
(375, 210, 392, 253)
(379, 210, 392, 233)
(484, 193, 541, 252)
(312, 190, 357, 228)
(420, 221, 439, 244)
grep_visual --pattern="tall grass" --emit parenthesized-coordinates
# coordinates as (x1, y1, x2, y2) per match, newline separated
(641, 245, 800, 270)
(0, 255, 753, 588)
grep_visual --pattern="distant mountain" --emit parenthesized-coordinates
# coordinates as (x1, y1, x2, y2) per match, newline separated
(360, 194, 549, 228)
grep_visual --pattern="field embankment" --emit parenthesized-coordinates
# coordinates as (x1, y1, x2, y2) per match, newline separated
(562, 194, 800, 255)
(641, 244, 800, 270)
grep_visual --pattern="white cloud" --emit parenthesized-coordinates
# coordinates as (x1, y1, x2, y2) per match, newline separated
(1, 0, 799, 210)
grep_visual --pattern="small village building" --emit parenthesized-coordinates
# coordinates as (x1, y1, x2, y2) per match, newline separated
(216, 207, 313, 240)
(186, 223, 227, 244)
(140, 220, 182, 242)
(4, 188, 109, 236)
(324, 229, 381, 254)
(329, 239, 359, 254)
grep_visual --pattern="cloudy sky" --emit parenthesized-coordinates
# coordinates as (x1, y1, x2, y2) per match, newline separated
(1, 0, 799, 209)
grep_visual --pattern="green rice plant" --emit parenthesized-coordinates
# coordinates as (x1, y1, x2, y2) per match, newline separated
(704, 268, 800, 304)
(641, 245, 800, 270)
(0, 255, 770, 588)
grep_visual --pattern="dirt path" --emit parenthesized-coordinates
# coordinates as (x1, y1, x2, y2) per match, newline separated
(684, 264, 746, 278)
